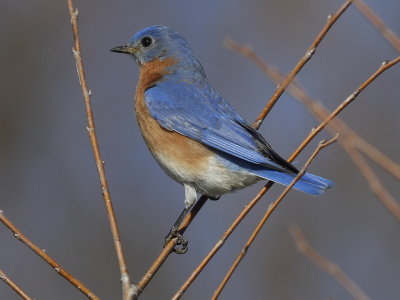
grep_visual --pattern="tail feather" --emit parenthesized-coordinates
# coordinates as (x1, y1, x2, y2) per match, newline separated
(251, 169, 333, 196)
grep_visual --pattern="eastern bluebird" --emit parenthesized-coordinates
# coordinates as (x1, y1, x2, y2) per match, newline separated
(111, 26, 332, 252)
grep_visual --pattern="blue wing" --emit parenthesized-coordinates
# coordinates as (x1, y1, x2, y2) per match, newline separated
(144, 81, 333, 195)
(145, 81, 293, 171)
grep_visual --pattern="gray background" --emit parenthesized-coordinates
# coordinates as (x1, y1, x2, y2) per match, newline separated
(1, 0, 399, 299)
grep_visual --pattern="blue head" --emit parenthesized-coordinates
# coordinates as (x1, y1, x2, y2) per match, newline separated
(111, 26, 206, 81)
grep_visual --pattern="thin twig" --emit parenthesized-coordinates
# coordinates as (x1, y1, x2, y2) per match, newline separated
(66, 1, 135, 299)
(210, 137, 338, 300)
(354, 0, 400, 52)
(171, 53, 400, 299)
(225, 39, 400, 220)
(0, 211, 99, 300)
(290, 225, 371, 300)
(252, 0, 353, 129)
(0, 268, 34, 300)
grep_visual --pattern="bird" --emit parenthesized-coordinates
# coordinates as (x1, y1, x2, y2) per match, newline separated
(111, 25, 333, 253)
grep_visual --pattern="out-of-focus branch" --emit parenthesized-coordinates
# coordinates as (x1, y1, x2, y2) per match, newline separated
(354, 0, 400, 52)
(341, 138, 400, 220)
(170, 50, 400, 299)
(0, 211, 99, 299)
(0, 268, 33, 300)
(290, 225, 371, 300)
(225, 39, 400, 220)
(66, 1, 135, 299)
(253, 0, 353, 129)
(210, 137, 338, 300)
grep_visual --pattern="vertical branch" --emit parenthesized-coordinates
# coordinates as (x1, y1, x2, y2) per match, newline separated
(210, 137, 338, 300)
(253, 0, 353, 128)
(0, 211, 99, 299)
(0, 268, 34, 300)
(290, 225, 371, 300)
(66, 1, 135, 299)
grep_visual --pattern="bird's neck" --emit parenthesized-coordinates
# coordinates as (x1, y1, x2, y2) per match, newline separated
(139, 56, 208, 90)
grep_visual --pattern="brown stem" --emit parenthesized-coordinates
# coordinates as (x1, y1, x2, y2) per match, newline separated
(66, 1, 135, 299)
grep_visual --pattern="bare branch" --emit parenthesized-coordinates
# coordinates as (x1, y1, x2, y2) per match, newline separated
(66, 1, 135, 299)
(354, 0, 400, 52)
(0, 211, 99, 299)
(252, 0, 353, 128)
(0, 268, 34, 300)
(210, 137, 338, 300)
(290, 225, 371, 300)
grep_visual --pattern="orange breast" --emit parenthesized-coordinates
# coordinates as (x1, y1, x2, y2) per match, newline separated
(134, 58, 215, 178)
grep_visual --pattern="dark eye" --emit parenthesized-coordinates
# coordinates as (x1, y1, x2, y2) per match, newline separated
(141, 36, 153, 48)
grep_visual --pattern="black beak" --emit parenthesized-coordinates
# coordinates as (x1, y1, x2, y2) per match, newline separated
(110, 45, 135, 55)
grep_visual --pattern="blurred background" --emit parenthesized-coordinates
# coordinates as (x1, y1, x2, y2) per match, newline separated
(1, 0, 399, 299)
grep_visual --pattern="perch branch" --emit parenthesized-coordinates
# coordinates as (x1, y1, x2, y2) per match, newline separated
(66, 1, 135, 299)
(253, 0, 353, 128)
(0, 268, 33, 300)
(171, 52, 400, 299)
(290, 225, 371, 300)
(135, 196, 208, 295)
(210, 137, 338, 300)
(0, 211, 99, 299)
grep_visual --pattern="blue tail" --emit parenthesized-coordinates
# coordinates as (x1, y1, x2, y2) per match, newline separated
(251, 168, 333, 196)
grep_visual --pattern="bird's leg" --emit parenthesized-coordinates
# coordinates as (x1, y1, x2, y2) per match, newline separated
(164, 206, 190, 254)
(164, 185, 197, 254)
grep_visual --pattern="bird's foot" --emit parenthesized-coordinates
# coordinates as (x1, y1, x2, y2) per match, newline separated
(164, 227, 188, 254)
